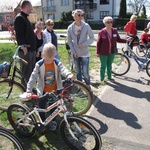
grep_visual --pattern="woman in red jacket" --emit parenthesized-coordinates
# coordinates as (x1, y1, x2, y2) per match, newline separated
(96, 16, 131, 83)
(124, 14, 138, 49)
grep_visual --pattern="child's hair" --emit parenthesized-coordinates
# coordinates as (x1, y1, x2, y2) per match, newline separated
(43, 43, 56, 58)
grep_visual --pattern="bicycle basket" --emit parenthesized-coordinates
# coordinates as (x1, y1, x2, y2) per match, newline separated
(0, 61, 10, 78)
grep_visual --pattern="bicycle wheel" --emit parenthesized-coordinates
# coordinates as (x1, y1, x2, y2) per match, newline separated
(112, 53, 130, 76)
(0, 126, 24, 150)
(0, 79, 26, 111)
(64, 80, 93, 116)
(7, 103, 36, 137)
(135, 44, 147, 57)
(60, 116, 102, 150)
(146, 59, 150, 77)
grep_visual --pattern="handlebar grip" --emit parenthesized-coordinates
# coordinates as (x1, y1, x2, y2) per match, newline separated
(31, 94, 39, 99)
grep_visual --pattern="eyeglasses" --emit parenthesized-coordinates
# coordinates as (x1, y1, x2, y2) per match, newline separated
(47, 24, 54, 26)
(77, 14, 84, 17)
(106, 21, 113, 24)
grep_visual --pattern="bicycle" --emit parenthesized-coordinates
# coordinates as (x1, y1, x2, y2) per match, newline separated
(122, 35, 147, 57)
(0, 126, 24, 150)
(0, 45, 29, 111)
(112, 41, 150, 77)
(7, 79, 102, 150)
(60, 35, 76, 73)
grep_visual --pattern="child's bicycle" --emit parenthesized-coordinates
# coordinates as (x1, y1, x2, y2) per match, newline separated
(0, 45, 29, 111)
(0, 126, 24, 150)
(112, 40, 150, 77)
(7, 79, 102, 150)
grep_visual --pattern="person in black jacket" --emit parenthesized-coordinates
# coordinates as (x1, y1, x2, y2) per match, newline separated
(14, 0, 36, 86)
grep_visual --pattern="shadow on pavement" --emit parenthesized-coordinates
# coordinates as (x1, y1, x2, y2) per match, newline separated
(83, 114, 108, 135)
(106, 79, 149, 102)
(93, 96, 142, 129)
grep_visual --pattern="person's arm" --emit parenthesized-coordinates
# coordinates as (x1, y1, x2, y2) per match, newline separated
(26, 64, 39, 93)
(14, 16, 26, 45)
(81, 24, 94, 47)
(96, 31, 102, 56)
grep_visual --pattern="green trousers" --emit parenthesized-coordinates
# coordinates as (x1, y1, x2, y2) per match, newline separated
(99, 54, 115, 81)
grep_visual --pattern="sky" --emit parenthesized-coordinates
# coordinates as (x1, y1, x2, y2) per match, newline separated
(30, 0, 41, 6)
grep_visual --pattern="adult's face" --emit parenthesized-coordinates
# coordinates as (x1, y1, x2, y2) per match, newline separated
(26, 3, 33, 14)
(74, 12, 84, 22)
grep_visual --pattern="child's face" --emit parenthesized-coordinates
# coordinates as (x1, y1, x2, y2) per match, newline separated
(44, 52, 56, 64)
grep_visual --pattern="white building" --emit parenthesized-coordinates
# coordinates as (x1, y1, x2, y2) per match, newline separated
(41, 0, 121, 22)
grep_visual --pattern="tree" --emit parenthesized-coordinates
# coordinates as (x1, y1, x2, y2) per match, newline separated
(127, 0, 150, 16)
(119, 0, 127, 18)
(140, 5, 147, 18)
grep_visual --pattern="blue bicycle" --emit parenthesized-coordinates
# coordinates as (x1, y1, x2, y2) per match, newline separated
(112, 41, 150, 77)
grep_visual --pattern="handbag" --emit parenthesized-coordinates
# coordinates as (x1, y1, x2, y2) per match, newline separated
(111, 46, 118, 54)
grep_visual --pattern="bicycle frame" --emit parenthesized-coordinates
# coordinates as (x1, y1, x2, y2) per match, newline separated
(18, 96, 80, 141)
(125, 43, 149, 70)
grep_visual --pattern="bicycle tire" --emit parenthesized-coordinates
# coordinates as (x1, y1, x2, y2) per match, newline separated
(0, 126, 24, 150)
(59, 116, 102, 150)
(7, 103, 36, 137)
(112, 53, 130, 76)
(135, 44, 147, 57)
(146, 59, 150, 77)
(65, 80, 93, 116)
(0, 79, 26, 111)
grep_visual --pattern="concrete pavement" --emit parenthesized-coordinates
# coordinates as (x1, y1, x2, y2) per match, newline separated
(86, 59, 150, 149)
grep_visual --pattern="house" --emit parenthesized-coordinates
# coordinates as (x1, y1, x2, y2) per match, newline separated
(30, 0, 43, 23)
(0, 0, 22, 30)
(41, 0, 121, 22)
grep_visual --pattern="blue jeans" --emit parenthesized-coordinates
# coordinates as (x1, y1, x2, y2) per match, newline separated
(73, 56, 90, 85)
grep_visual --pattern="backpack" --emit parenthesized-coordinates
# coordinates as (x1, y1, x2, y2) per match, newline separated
(0, 61, 10, 78)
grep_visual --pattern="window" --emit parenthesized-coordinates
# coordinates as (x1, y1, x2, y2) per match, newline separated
(87, 12, 94, 19)
(48, 13, 55, 20)
(61, 0, 69, 6)
(47, 0, 54, 7)
(100, 0, 109, 5)
(100, 11, 109, 19)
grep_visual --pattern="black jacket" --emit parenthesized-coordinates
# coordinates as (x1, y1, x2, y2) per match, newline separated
(14, 11, 36, 51)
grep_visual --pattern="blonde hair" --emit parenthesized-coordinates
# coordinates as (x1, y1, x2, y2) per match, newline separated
(35, 21, 43, 28)
(72, 9, 84, 17)
(103, 16, 113, 24)
(130, 15, 137, 21)
(45, 19, 54, 25)
(43, 43, 56, 58)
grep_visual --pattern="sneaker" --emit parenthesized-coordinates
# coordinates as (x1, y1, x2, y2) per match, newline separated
(49, 121, 57, 131)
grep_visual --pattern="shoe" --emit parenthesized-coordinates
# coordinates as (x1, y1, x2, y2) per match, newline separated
(49, 121, 57, 131)
(107, 78, 115, 82)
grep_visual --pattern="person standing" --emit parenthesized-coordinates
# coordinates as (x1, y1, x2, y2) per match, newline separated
(42, 19, 60, 59)
(67, 9, 94, 87)
(34, 21, 44, 62)
(96, 16, 131, 83)
(14, 0, 36, 86)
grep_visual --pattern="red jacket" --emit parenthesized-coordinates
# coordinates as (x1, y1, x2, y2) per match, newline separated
(96, 27, 127, 55)
(141, 33, 149, 44)
(124, 21, 136, 35)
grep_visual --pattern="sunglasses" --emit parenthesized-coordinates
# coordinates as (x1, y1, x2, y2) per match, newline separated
(77, 14, 84, 17)
(106, 21, 113, 24)
(48, 24, 54, 26)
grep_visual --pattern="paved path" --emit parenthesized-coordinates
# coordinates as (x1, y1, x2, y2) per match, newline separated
(86, 59, 150, 149)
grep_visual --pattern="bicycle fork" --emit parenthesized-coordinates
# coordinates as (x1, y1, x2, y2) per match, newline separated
(64, 112, 82, 141)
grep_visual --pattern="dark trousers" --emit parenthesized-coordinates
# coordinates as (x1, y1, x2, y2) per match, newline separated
(18, 50, 36, 87)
